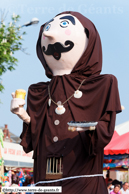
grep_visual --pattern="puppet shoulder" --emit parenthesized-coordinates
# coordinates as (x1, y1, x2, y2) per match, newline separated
(100, 74, 118, 86)
(102, 74, 121, 113)
(28, 81, 50, 92)
(26, 82, 50, 101)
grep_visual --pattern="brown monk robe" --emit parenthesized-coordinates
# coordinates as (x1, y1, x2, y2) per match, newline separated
(20, 11, 121, 193)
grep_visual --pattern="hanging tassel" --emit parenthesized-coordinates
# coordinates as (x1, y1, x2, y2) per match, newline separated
(48, 98, 51, 106)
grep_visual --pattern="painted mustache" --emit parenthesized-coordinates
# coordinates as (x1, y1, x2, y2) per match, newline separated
(42, 40, 74, 60)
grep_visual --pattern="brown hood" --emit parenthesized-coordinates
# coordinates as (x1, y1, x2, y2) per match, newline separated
(36, 11, 102, 79)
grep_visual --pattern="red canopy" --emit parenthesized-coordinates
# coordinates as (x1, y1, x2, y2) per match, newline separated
(104, 121, 129, 155)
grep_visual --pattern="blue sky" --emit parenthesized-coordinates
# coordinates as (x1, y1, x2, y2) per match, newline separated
(0, 0, 129, 136)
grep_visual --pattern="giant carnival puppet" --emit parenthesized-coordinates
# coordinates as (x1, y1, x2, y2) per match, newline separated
(10, 11, 121, 193)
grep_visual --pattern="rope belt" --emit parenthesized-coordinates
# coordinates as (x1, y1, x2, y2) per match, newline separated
(34, 174, 103, 185)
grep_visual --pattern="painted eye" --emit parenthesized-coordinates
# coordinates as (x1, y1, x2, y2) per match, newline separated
(44, 24, 51, 31)
(60, 20, 69, 28)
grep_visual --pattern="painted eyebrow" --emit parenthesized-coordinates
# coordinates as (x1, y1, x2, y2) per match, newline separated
(44, 18, 54, 29)
(47, 18, 54, 24)
(59, 16, 75, 25)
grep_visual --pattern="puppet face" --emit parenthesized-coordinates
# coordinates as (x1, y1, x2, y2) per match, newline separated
(41, 14, 89, 76)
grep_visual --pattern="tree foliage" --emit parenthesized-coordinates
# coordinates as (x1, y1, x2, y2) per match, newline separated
(0, 13, 26, 93)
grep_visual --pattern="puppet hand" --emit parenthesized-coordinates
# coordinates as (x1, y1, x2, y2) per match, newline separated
(68, 126, 96, 132)
(12, 107, 31, 124)
(10, 92, 30, 124)
(77, 126, 96, 131)
(89, 126, 96, 131)
(10, 92, 25, 110)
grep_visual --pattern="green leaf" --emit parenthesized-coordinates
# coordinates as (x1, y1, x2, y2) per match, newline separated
(0, 13, 27, 98)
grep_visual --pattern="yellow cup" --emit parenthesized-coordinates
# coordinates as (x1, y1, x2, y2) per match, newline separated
(15, 89, 26, 100)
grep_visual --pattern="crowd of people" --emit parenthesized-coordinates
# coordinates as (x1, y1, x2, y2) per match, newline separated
(0, 169, 34, 194)
(1, 179, 129, 194)
(0, 181, 34, 194)
(1, 170, 129, 194)
(107, 181, 129, 194)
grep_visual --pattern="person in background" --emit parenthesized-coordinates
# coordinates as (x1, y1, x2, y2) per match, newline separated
(4, 177, 10, 187)
(121, 182, 129, 194)
(108, 178, 113, 184)
(18, 181, 23, 187)
(0, 182, 2, 194)
(8, 183, 19, 194)
(26, 178, 34, 194)
(7, 183, 25, 194)
(107, 183, 113, 194)
(105, 173, 110, 185)
(110, 184, 121, 194)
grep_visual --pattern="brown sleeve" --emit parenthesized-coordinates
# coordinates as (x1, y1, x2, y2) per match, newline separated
(91, 111, 116, 155)
(20, 122, 33, 153)
(80, 111, 116, 156)
(19, 86, 33, 153)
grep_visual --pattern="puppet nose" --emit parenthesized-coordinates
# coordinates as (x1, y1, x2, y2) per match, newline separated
(43, 30, 58, 39)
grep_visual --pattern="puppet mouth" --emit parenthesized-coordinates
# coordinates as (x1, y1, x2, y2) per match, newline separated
(53, 52, 60, 59)
(42, 41, 74, 60)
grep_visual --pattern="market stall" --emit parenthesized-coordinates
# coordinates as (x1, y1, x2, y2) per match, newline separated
(104, 121, 129, 182)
